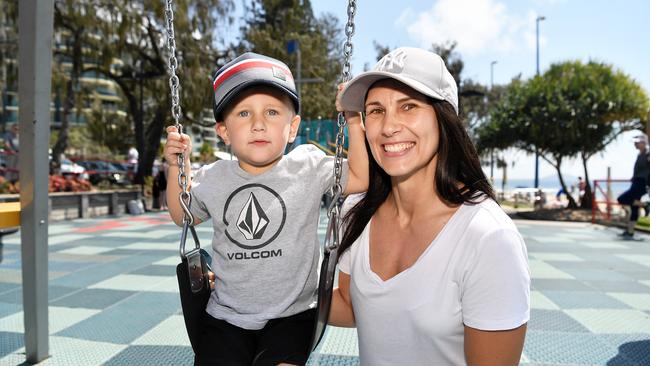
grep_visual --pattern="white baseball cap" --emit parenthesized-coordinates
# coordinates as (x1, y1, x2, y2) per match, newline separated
(633, 133, 648, 144)
(339, 47, 459, 115)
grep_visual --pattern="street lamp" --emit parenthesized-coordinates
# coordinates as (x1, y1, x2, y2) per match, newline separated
(490, 60, 497, 182)
(534, 15, 545, 188)
(490, 60, 497, 89)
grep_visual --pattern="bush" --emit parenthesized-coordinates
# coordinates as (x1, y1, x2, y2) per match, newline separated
(0, 175, 93, 193)
(48, 175, 93, 192)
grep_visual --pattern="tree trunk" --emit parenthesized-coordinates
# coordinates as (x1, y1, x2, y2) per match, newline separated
(143, 103, 167, 178)
(52, 28, 82, 171)
(51, 78, 72, 173)
(580, 152, 593, 209)
(553, 160, 578, 209)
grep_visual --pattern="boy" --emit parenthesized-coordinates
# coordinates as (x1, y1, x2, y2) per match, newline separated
(164, 52, 367, 365)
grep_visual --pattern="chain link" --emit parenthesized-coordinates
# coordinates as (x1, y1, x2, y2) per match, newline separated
(329, 0, 356, 224)
(164, 0, 193, 226)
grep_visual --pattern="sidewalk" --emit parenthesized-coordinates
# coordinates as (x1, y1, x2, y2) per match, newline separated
(1, 211, 650, 365)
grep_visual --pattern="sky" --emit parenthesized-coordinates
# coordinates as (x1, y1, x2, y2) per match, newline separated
(232, 0, 650, 187)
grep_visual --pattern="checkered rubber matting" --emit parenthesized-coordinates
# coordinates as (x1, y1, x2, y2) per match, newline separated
(1, 213, 650, 365)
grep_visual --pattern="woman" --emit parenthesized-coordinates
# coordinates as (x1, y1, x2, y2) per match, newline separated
(330, 47, 530, 365)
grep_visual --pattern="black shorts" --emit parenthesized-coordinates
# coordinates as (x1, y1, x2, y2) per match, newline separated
(194, 308, 316, 366)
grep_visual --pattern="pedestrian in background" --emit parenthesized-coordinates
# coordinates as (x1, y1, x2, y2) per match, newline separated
(2, 124, 19, 182)
(617, 133, 650, 240)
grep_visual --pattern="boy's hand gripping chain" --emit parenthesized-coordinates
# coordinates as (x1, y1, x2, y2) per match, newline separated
(164, 0, 211, 295)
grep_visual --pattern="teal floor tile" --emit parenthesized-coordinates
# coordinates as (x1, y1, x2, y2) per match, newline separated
(50, 288, 136, 309)
(542, 291, 631, 309)
(524, 330, 621, 365)
(528, 309, 590, 332)
(103, 345, 193, 366)
(55, 292, 180, 344)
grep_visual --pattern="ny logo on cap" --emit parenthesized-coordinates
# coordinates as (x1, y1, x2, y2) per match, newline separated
(377, 49, 408, 73)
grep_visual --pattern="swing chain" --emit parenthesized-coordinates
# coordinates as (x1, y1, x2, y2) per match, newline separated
(328, 0, 356, 247)
(341, 0, 356, 82)
(164, 0, 193, 227)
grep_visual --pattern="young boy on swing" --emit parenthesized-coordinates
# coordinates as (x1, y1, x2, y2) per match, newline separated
(164, 52, 367, 366)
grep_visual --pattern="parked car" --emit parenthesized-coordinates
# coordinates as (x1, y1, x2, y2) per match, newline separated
(77, 160, 129, 186)
(60, 158, 89, 180)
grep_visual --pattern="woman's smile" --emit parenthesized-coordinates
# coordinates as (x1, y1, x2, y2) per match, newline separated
(382, 142, 415, 154)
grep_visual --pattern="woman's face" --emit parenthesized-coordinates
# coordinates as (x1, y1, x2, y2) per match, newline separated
(364, 80, 440, 179)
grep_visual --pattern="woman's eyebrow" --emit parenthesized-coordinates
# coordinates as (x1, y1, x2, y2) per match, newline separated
(364, 101, 383, 108)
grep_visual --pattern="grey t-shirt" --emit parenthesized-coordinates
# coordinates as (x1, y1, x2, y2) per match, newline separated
(189, 144, 349, 330)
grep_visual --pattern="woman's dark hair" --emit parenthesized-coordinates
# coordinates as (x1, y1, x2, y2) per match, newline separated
(339, 98, 495, 257)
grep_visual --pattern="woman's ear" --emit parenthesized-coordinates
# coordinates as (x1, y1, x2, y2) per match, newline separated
(216, 122, 230, 145)
(287, 114, 302, 143)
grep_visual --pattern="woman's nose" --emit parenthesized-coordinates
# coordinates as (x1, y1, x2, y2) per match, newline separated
(382, 110, 402, 136)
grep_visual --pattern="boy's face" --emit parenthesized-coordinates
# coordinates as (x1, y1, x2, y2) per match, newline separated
(216, 87, 300, 174)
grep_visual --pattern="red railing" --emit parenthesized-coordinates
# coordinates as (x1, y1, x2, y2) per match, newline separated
(591, 179, 629, 224)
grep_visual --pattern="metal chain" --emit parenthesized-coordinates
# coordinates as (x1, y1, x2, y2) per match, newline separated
(163, 0, 193, 226)
(327, 0, 356, 250)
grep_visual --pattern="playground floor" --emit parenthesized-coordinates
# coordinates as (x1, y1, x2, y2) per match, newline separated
(1, 210, 650, 365)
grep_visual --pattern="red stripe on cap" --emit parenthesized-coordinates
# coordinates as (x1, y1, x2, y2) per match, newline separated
(213, 59, 293, 91)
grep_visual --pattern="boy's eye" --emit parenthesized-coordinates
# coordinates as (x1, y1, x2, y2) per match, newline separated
(238, 110, 250, 117)
(267, 109, 279, 116)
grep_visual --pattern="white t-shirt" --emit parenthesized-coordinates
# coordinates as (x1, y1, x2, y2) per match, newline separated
(338, 199, 530, 366)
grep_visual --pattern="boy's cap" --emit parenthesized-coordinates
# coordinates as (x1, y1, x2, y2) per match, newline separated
(339, 47, 459, 115)
(212, 52, 300, 121)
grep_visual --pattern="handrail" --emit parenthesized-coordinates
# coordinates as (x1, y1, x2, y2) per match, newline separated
(591, 179, 630, 224)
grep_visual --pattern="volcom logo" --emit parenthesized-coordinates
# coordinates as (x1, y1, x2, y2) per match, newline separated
(236, 192, 269, 240)
(272, 66, 287, 81)
(223, 183, 286, 250)
(377, 49, 407, 72)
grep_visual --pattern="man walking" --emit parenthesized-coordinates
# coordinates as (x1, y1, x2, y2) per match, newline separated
(617, 133, 650, 240)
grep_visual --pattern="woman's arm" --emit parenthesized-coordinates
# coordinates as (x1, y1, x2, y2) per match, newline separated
(343, 112, 369, 195)
(334, 83, 368, 195)
(464, 324, 527, 366)
(328, 271, 356, 327)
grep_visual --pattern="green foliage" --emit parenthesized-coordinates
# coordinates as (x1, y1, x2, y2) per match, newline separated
(482, 60, 649, 155)
(51, 125, 112, 157)
(238, 0, 344, 121)
(199, 141, 215, 162)
(86, 109, 134, 154)
(477, 60, 650, 208)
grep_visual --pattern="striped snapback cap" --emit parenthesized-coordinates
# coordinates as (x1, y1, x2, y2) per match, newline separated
(212, 52, 300, 121)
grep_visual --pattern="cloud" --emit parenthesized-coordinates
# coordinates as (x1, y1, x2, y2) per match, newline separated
(397, 0, 545, 56)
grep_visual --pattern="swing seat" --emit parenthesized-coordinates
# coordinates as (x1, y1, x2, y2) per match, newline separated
(176, 249, 211, 354)
(310, 244, 340, 351)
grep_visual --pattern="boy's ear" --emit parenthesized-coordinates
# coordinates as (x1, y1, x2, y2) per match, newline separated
(287, 114, 301, 143)
(216, 122, 230, 145)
